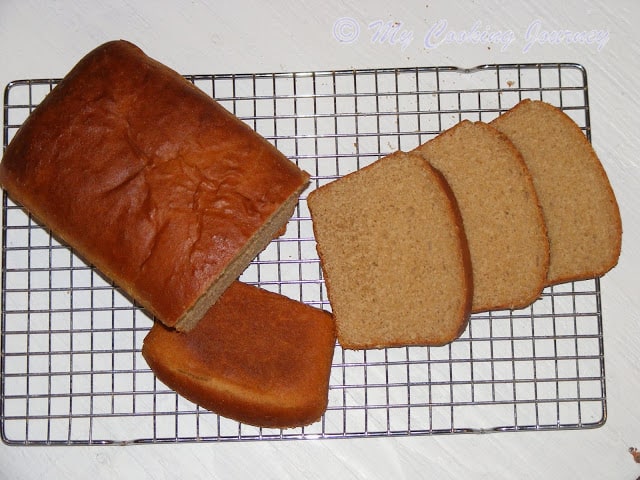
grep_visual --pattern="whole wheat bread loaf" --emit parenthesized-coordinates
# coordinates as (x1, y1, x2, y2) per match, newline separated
(0, 41, 309, 331)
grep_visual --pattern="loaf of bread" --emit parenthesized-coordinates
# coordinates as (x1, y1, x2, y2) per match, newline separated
(491, 99, 622, 285)
(308, 151, 472, 349)
(142, 281, 336, 428)
(412, 120, 549, 313)
(0, 40, 309, 331)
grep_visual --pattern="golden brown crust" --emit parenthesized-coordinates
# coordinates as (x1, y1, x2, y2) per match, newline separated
(141, 281, 336, 429)
(0, 40, 309, 328)
(491, 99, 622, 285)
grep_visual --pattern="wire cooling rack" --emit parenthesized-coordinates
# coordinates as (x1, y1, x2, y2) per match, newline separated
(1, 63, 606, 445)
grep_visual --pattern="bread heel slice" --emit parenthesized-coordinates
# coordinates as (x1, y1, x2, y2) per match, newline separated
(142, 281, 336, 429)
(308, 151, 472, 349)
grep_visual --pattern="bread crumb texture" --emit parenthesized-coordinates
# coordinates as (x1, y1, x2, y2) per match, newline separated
(413, 120, 549, 312)
(491, 100, 622, 285)
(308, 151, 472, 349)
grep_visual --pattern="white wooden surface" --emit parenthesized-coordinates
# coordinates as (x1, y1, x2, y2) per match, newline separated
(0, 0, 638, 478)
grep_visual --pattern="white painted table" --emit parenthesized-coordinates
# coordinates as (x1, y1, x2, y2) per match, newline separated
(1, 1, 638, 478)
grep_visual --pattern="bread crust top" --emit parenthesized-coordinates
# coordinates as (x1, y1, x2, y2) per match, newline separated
(0, 40, 309, 327)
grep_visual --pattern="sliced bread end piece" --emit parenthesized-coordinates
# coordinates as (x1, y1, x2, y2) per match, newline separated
(142, 281, 336, 429)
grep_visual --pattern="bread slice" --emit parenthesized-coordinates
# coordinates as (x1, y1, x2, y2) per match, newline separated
(0, 40, 309, 331)
(142, 281, 336, 429)
(490, 99, 622, 285)
(307, 151, 472, 349)
(412, 120, 549, 313)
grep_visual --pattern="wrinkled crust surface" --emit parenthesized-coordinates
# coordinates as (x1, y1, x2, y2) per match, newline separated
(0, 40, 309, 327)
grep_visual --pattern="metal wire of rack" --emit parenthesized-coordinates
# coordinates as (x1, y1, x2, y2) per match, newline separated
(1, 63, 606, 445)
